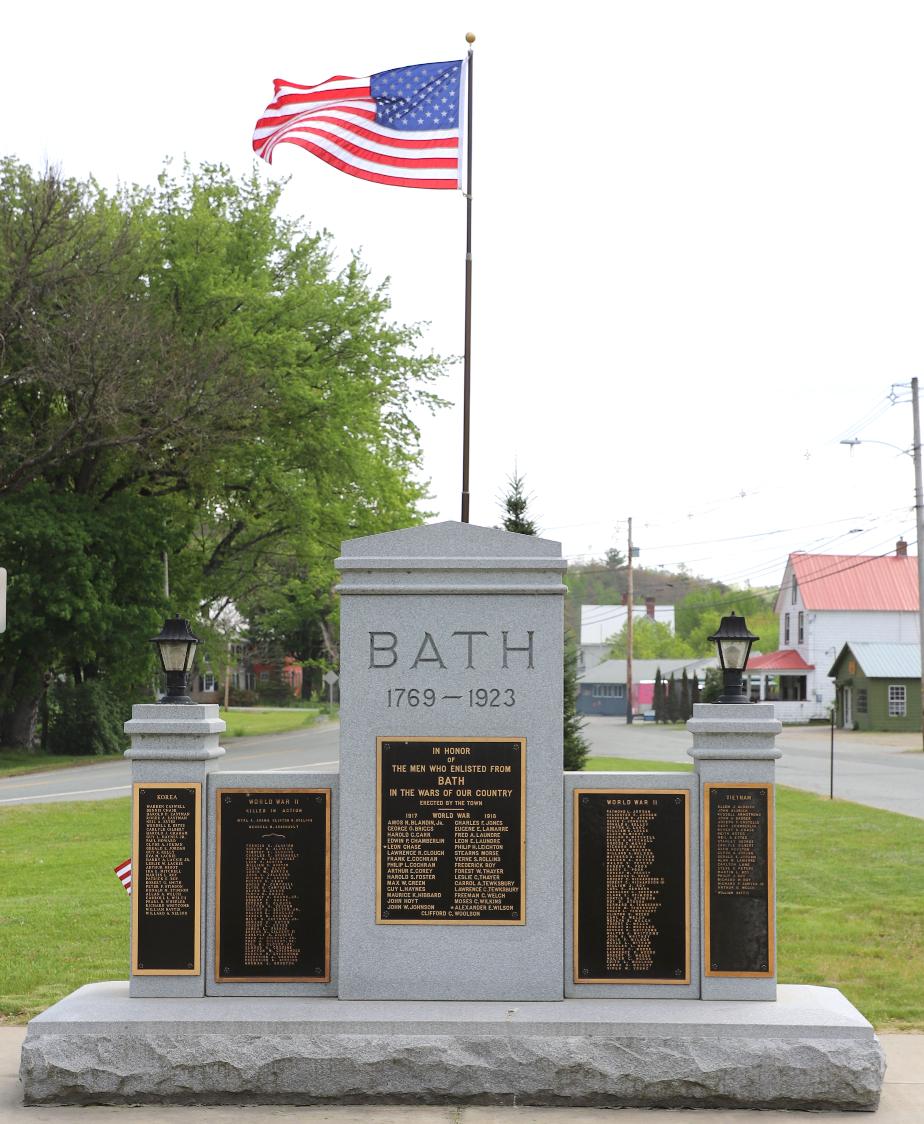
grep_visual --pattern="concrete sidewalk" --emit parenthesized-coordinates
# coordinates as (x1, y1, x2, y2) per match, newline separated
(2, 1026, 921, 1121)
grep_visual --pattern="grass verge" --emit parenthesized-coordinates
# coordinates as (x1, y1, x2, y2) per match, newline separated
(1, 768, 921, 1028)
(0, 751, 123, 778)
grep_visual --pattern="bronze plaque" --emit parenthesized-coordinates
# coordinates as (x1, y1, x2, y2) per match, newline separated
(704, 783, 775, 977)
(573, 789, 690, 984)
(376, 737, 525, 924)
(215, 789, 331, 982)
(132, 782, 201, 975)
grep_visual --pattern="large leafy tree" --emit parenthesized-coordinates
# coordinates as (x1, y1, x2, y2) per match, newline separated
(0, 159, 445, 746)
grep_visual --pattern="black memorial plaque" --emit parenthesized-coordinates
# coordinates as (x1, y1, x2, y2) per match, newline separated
(705, 783, 774, 976)
(377, 737, 525, 924)
(574, 789, 689, 983)
(216, 789, 330, 982)
(132, 783, 200, 975)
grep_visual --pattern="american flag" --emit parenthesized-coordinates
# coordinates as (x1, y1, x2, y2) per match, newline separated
(114, 858, 132, 895)
(253, 59, 464, 190)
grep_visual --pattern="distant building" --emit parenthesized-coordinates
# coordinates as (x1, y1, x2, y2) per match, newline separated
(577, 656, 717, 717)
(755, 542, 919, 722)
(580, 599, 675, 645)
(828, 642, 921, 731)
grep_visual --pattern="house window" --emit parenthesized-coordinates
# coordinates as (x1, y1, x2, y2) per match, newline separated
(791, 576, 798, 604)
(199, 673, 216, 692)
(797, 612, 804, 644)
(259, 670, 269, 683)
(592, 684, 625, 698)
(856, 689, 868, 714)
(888, 685, 906, 717)
(784, 613, 790, 644)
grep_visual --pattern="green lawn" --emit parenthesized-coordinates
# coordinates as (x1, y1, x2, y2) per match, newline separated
(0, 751, 124, 778)
(1, 771, 921, 1028)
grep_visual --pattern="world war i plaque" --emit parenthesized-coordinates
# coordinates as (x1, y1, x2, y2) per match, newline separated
(132, 782, 201, 975)
(704, 783, 774, 977)
(573, 789, 689, 984)
(377, 737, 525, 924)
(216, 789, 330, 982)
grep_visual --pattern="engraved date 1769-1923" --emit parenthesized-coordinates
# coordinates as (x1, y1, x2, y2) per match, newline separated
(385, 687, 516, 708)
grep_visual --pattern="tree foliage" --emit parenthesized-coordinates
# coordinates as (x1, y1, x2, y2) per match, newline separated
(0, 159, 446, 746)
(607, 616, 697, 660)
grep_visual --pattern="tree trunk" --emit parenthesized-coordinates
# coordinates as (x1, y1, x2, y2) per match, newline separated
(3, 694, 40, 750)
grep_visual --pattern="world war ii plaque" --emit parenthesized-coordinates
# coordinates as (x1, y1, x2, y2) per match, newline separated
(705, 783, 774, 977)
(216, 789, 330, 982)
(573, 789, 689, 984)
(377, 737, 525, 924)
(132, 782, 201, 975)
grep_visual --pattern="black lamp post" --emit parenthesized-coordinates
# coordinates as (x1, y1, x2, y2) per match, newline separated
(151, 616, 200, 704)
(708, 612, 758, 704)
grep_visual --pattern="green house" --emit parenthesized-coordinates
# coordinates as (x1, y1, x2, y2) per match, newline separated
(828, 642, 921, 731)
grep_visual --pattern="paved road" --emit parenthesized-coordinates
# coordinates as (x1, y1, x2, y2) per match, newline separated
(0, 722, 341, 808)
(3, 716, 923, 819)
(584, 717, 924, 820)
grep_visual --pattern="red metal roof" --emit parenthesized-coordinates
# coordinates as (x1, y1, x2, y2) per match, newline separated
(748, 649, 814, 672)
(784, 553, 919, 612)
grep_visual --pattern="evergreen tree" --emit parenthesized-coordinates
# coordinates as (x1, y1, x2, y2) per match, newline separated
(681, 668, 691, 721)
(653, 667, 665, 723)
(691, 671, 700, 710)
(665, 673, 679, 723)
(563, 631, 590, 771)
(500, 471, 538, 535)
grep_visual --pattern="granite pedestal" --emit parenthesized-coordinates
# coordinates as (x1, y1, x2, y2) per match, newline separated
(19, 981, 884, 1109)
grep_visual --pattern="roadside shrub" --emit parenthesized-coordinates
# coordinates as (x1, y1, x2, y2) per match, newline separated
(46, 680, 129, 756)
(228, 688, 259, 707)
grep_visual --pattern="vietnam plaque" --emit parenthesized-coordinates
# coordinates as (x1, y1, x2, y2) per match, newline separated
(215, 789, 331, 982)
(132, 782, 201, 975)
(573, 789, 689, 984)
(377, 737, 525, 924)
(704, 782, 774, 977)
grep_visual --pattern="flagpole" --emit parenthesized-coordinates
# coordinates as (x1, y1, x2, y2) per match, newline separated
(460, 33, 475, 522)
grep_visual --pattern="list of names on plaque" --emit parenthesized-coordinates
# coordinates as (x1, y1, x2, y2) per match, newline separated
(133, 783, 200, 974)
(706, 784, 773, 976)
(575, 790, 688, 984)
(377, 738, 525, 924)
(217, 790, 330, 982)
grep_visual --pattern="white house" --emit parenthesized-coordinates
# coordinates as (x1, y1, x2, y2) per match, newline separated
(751, 542, 919, 722)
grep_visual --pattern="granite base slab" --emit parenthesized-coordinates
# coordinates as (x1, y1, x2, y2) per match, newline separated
(20, 981, 884, 1111)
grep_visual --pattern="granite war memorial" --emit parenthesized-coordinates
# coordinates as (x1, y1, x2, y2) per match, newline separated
(19, 522, 885, 1109)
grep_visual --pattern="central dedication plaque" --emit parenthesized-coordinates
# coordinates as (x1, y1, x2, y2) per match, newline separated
(216, 789, 331, 982)
(377, 737, 525, 924)
(573, 789, 689, 984)
(704, 782, 774, 977)
(132, 782, 201, 975)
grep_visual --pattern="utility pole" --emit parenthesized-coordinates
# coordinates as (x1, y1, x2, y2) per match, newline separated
(912, 377, 924, 752)
(626, 517, 634, 725)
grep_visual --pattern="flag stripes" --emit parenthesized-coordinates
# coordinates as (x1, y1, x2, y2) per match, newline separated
(253, 61, 463, 190)
(114, 858, 132, 895)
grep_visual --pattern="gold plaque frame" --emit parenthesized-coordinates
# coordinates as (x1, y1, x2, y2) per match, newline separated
(214, 787, 332, 983)
(131, 781, 201, 977)
(375, 736, 527, 926)
(703, 781, 775, 978)
(572, 788, 691, 985)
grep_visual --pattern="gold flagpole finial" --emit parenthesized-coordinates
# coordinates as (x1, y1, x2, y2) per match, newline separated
(465, 32, 476, 44)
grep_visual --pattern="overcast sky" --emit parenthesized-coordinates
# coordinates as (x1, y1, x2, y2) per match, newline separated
(4, 2, 924, 589)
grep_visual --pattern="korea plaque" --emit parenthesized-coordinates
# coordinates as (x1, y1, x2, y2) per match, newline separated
(132, 782, 201, 975)
(377, 737, 525, 924)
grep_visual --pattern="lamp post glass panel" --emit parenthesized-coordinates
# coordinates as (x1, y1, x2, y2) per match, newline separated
(708, 612, 758, 704)
(151, 617, 200, 704)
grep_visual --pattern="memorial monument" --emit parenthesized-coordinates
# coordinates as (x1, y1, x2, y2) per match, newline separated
(19, 522, 885, 1109)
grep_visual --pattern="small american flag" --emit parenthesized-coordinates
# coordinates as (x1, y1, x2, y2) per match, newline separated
(253, 60, 464, 190)
(114, 858, 132, 895)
